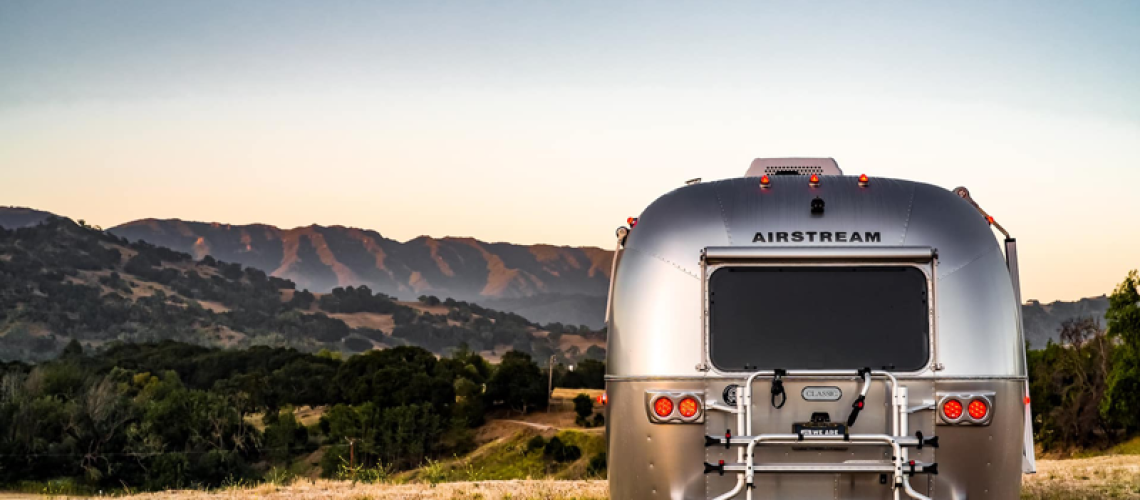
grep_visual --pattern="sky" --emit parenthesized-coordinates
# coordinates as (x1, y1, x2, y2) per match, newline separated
(1, 0, 1138, 303)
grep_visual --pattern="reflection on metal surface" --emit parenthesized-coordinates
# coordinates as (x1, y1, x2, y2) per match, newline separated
(607, 166, 1028, 499)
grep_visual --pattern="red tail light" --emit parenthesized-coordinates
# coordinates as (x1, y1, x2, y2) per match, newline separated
(597, 392, 608, 405)
(942, 399, 963, 420)
(653, 397, 674, 417)
(678, 397, 699, 418)
(968, 399, 988, 420)
(986, 215, 994, 225)
(858, 174, 869, 187)
(627, 217, 638, 228)
(809, 174, 821, 187)
(759, 175, 771, 188)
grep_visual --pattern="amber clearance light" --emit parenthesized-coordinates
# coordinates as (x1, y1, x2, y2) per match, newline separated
(653, 397, 674, 418)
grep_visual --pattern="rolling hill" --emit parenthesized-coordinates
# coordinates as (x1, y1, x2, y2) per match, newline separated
(108, 218, 614, 328)
(0, 216, 605, 362)
(0, 206, 54, 229)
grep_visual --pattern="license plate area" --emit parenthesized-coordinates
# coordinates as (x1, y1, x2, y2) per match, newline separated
(792, 420, 848, 451)
(792, 421, 847, 437)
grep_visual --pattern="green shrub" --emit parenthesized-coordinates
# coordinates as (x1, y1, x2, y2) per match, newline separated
(573, 393, 593, 419)
(526, 435, 547, 452)
(587, 452, 608, 478)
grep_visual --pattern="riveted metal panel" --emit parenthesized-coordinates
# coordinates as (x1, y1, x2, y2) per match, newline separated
(608, 380, 708, 500)
(932, 380, 1025, 500)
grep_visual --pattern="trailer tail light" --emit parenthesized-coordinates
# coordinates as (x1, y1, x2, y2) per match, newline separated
(627, 217, 639, 228)
(858, 174, 870, 187)
(678, 397, 700, 418)
(597, 392, 608, 406)
(968, 399, 988, 420)
(942, 400, 963, 420)
(937, 392, 995, 425)
(759, 175, 771, 188)
(645, 391, 705, 424)
(809, 174, 821, 187)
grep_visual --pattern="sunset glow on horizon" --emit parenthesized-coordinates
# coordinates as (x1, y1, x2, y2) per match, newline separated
(1, 0, 1138, 303)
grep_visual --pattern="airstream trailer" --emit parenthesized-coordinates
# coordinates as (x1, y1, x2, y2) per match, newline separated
(604, 158, 1035, 500)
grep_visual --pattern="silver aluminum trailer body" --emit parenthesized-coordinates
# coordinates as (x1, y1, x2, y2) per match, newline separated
(605, 162, 1032, 499)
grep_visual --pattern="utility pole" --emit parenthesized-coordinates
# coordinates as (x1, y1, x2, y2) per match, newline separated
(547, 354, 556, 412)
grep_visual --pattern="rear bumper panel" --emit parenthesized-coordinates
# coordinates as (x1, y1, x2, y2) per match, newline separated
(608, 378, 1023, 499)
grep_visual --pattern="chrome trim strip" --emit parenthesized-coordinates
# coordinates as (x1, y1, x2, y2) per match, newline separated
(702, 245, 935, 262)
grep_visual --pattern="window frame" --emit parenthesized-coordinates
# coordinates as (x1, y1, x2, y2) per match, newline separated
(700, 246, 938, 376)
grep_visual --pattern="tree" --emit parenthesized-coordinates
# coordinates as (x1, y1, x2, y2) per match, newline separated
(585, 345, 606, 361)
(60, 338, 84, 358)
(1102, 270, 1140, 431)
(573, 393, 593, 420)
(485, 350, 546, 413)
(1028, 317, 1114, 449)
(264, 408, 310, 462)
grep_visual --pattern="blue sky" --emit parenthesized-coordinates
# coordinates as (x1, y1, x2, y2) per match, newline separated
(1, 1, 1138, 301)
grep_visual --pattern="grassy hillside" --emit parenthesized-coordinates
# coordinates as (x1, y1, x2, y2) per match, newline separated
(0, 217, 604, 363)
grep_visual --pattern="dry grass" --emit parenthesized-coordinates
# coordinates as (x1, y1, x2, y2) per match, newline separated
(117, 480, 608, 500)
(551, 389, 603, 402)
(245, 406, 327, 431)
(1022, 455, 1140, 499)
(329, 313, 395, 333)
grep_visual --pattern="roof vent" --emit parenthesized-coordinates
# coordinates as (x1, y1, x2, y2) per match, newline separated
(745, 158, 843, 177)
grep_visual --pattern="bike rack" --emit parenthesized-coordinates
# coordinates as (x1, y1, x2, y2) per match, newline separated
(705, 369, 937, 500)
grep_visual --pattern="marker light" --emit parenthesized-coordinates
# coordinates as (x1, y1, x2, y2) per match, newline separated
(759, 175, 771, 188)
(653, 397, 674, 418)
(986, 215, 995, 225)
(858, 174, 870, 187)
(968, 399, 989, 420)
(809, 174, 821, 187)
(942, 399, 963, 420)
(678, 397, 699, 418)
(627, 217, 639, 228)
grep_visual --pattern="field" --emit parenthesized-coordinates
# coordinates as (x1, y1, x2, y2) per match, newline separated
(1022, 455, 1140, 499)
(100, 481, 609, 500)
(4, 454, 1140, 499)
(113, 456, 1140, 500)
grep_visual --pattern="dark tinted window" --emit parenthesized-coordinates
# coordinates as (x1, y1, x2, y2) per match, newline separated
(708, 266, 929, 371)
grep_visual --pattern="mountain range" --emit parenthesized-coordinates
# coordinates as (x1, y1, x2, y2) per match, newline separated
(0, 215, 605, 362)
(107, 219, 613, 328)
(0, 206, 1114, 345)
